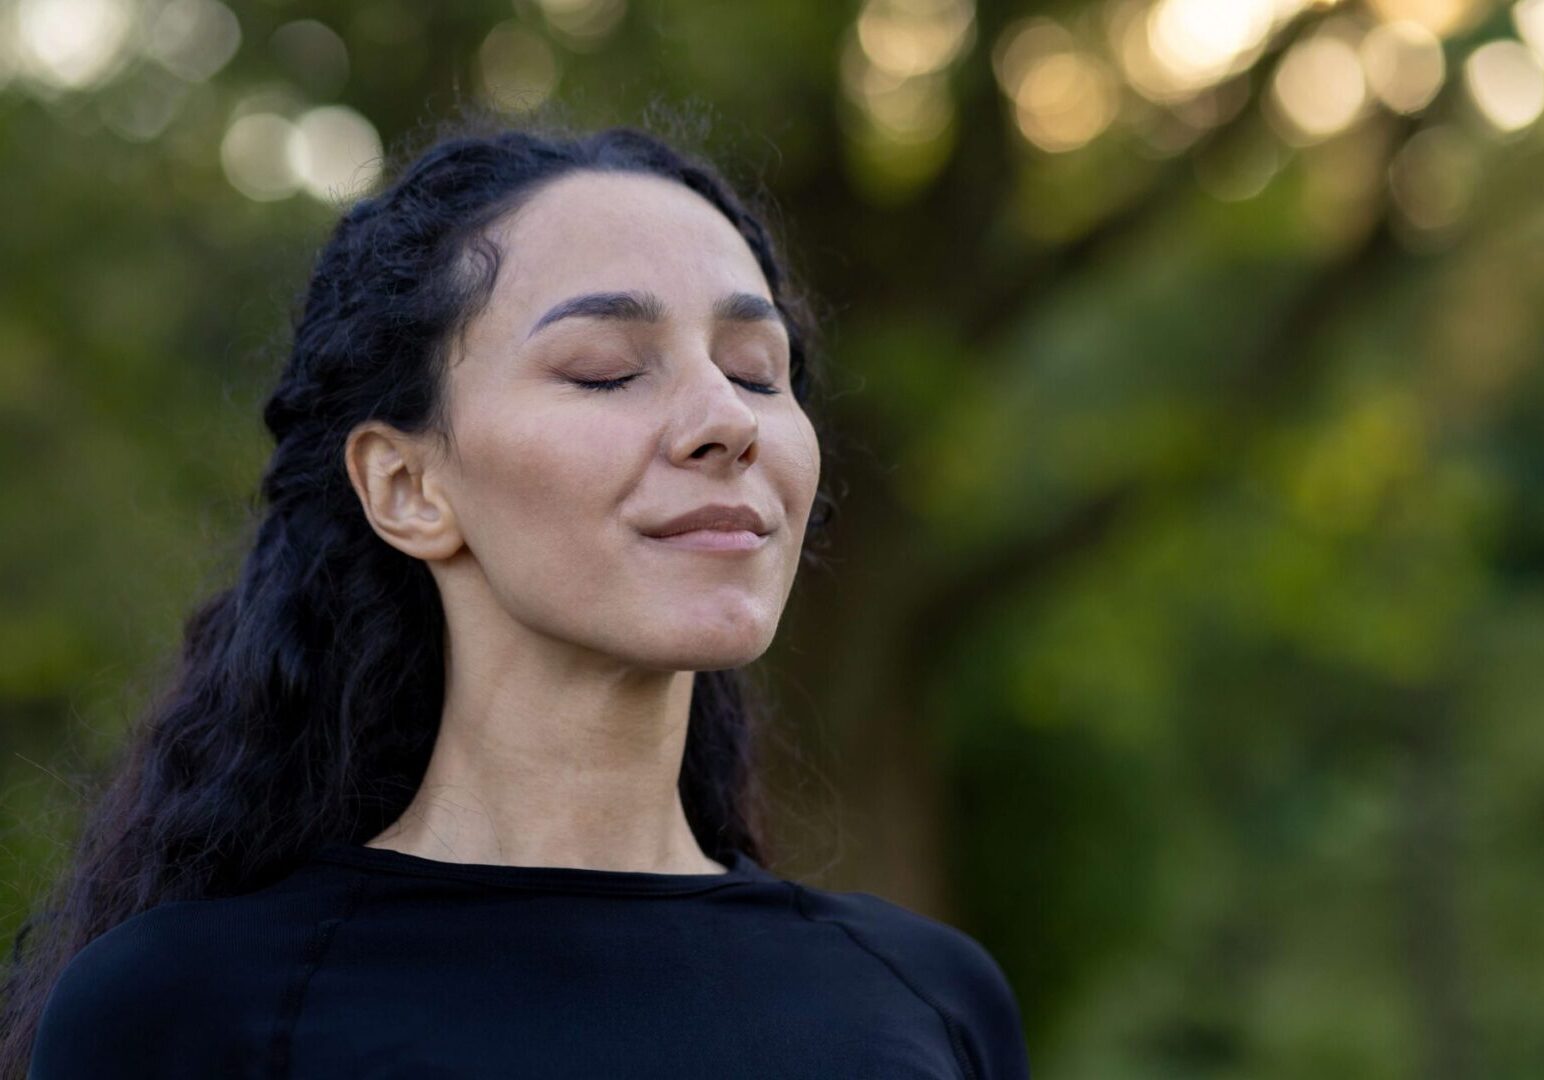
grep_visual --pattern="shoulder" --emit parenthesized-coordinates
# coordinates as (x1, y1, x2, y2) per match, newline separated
(29, 900, 234, 1078)
(792, 882, 1031, 1080)
(29, 865, 363, 1079)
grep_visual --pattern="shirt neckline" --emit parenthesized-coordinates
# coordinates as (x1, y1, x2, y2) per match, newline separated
(309, 841, 775, 896)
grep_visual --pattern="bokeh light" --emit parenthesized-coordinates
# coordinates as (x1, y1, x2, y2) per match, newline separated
(14, 0, 134, 91)
(1193, 123, 1286, 200)
(1512, 0, 1544, 60)
(843, 37, 953, 144)
(1012, 48, 1120, 153)
(534, 0, 627, 51)
(1270, 29, 1369, 142)
(992, 16, 1120, 153)
(1359, 20, 1445, 114)
(1108, 0, 1313, 104)
(1365, 0, 1486, 38)
(1146, 0, 1275, 95)
(856, 0, 975, 79)
(287, 105, 384, 205)
(99, 66, 191, 142)
(220, 112, 301, 201)
(1463, 39, 1544, 134)
(143, 0, 242, 84)
(477, 21, 560, 114)
(993, 17, 1073, 97)
(840, 0, 973, 198)
(270, 19, 349, 99)
(1388, 123, 1478, 235)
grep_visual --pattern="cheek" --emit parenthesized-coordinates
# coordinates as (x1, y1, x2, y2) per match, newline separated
(766, 409, 821, 514)
(452, 403, 639, 543)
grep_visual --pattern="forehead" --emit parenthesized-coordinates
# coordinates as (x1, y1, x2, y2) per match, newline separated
(486, 170, 770, 317)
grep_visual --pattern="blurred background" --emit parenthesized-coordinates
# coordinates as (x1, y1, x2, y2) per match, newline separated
(3, 0, 1543, 1075)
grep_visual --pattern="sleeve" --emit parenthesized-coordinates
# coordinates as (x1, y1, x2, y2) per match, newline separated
(29, 912, 177, 1078)
(27, 904, 251, 1080)
(798, 886, 1032, 1080)
(935, 924, 1032, 1080)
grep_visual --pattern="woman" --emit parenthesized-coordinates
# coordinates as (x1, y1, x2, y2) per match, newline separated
(6, 119, 1029, 1079)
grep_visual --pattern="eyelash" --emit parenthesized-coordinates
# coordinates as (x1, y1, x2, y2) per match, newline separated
(570, 374, 780, 395)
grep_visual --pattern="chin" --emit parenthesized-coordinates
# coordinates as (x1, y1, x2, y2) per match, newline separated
(635, 615, 778, 672)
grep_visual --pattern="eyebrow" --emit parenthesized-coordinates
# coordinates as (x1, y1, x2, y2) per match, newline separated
(525, 289, 784, 340)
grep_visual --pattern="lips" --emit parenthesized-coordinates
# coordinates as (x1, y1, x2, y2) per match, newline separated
(639, 503, 770, 538)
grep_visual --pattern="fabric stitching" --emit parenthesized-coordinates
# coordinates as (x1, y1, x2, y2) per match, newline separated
(265, 866, 371, 1079)
(790, 882, 978, 1080)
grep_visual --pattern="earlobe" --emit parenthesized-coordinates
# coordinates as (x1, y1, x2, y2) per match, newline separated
(344, 422, 463, 562)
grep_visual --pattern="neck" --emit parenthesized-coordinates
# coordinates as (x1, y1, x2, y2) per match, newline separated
(367, 562, 723, 875)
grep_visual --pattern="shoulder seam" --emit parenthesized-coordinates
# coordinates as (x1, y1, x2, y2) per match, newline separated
(264, 866, 372, 1079)
(790, 882, 979, 1080)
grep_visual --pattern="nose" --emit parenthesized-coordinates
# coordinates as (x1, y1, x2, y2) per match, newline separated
(664, 357, 760, 471)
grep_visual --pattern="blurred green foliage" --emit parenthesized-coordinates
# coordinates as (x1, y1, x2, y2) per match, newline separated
(3, 0, 1544, 1076)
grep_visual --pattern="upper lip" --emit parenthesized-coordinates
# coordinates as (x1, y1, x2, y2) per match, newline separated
(640, 503, 771, 538)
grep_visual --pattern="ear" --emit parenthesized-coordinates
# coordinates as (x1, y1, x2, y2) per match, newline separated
(344, 421, 463, 562)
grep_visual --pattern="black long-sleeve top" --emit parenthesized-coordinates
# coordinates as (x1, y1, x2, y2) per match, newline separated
(28, 842, 1031, 1078)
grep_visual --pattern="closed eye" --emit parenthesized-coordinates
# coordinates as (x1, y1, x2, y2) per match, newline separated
(730, 376, 780, 395)
(568, 374, 639, 393)
(569, 374, 780, 395)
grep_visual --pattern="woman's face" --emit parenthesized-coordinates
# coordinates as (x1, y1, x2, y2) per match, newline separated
(433, 169, 821, 671)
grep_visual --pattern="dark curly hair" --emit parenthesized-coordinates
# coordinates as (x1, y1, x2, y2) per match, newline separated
(0, 110, 838, 1077)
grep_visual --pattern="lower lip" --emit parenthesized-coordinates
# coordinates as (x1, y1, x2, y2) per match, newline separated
(643, 529, 769, 552)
